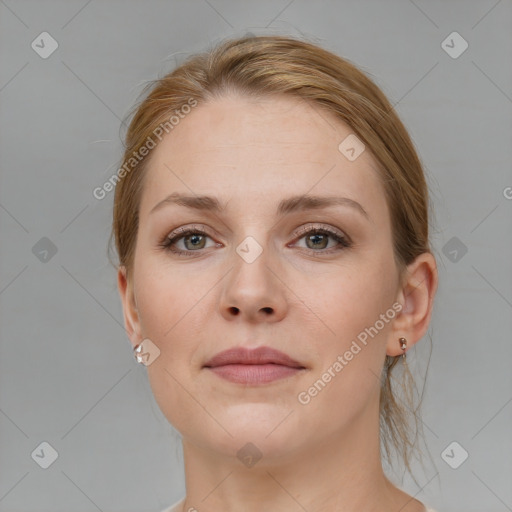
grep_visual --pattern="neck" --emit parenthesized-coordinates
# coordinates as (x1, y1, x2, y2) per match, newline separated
(178, 393, 425, 512)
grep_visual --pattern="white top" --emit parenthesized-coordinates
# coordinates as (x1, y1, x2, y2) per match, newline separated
(161, 498, 438, 511)
(161, 498, 184, 512)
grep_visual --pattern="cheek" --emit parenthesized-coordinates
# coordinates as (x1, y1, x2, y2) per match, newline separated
(302, 254, 397, 399)
(294, 274, 393, 431)
(135, 265, 202, 340)
(133, 269, 207, 410)
(309, 265, 395, 341)
(134, 269, 205, 431)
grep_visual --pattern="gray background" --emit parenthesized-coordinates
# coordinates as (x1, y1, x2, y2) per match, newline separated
(1, 1, 511, 511)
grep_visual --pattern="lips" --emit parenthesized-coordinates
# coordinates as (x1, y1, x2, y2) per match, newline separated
(203, 346, 306, 385)
(203, 346, 305, 369)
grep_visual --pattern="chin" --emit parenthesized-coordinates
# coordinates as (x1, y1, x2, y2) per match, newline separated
(197, 409, 307, 458)
(204, 431, 305, 468)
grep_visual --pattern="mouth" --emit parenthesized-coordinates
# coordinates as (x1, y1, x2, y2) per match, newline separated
(203, 346, 306, 385)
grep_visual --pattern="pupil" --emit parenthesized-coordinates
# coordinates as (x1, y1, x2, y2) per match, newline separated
(309, 234, 326, 249)
(184, 234, 204, 250)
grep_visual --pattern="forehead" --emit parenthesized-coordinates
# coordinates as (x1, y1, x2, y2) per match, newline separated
(138, 93, 387, 221)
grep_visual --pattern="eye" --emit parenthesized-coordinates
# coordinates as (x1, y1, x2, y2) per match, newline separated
(291, 225, 351, 254)
(159, 223, 352, 257)
(159, 225, 218, 257)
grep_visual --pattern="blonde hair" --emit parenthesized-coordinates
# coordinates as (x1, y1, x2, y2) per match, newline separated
(110, 34, 435, 481)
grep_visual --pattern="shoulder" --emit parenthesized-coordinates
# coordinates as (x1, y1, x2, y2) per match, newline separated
(158, 500, 438, 512)
(160, 497, 185, 512)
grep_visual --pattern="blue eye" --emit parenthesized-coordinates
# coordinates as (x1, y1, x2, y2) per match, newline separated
(159, 224, 351, 257)
(159, 226, 215, 256)
(293, 227, 351, 252)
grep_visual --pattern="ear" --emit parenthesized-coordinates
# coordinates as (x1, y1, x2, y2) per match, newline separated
(386, 252, 438, 356)
(117, 265, 142, 348)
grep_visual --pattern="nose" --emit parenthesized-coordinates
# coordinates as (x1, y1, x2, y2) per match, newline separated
(218, 240, 288, 323)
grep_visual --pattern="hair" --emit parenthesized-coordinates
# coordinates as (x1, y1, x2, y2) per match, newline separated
(109, 34, 436, 482)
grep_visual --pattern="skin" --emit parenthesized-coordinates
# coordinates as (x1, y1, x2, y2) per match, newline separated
(118, 93, 438, 512)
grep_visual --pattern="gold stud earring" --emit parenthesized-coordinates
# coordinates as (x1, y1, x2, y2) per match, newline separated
(399, 337, 407, 362)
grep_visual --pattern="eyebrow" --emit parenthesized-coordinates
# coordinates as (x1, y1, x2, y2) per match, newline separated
(149, 192, 370, 220)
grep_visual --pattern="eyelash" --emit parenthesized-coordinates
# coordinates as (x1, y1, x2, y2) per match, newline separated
(158, 223, 352, 257)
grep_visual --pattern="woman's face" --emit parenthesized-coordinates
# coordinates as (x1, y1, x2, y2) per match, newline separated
(120, 93, 404, 463)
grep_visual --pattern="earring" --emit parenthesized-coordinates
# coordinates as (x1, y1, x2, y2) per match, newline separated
(133, 341, 144, 364)
(399, 337, 407, 362)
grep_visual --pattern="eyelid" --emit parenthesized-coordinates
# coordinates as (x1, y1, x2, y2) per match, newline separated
(168, 223, 210, 237)
(160, 222, 352, 258)
(293, 223, 348, 241)
(162, 222, 349, 243)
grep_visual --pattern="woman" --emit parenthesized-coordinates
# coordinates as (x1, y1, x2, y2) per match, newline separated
(112, 35, 439, 512)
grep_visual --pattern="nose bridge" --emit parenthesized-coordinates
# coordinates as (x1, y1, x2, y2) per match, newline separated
(231, 232, 275, 293)
(219, 229, 286, 321)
